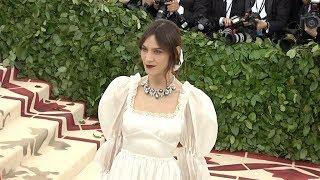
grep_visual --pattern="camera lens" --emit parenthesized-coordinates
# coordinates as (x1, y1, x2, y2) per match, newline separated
(306, 16, 319, 28)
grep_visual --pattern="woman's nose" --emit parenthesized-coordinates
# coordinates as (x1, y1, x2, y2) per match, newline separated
(145, 51, 154, 62)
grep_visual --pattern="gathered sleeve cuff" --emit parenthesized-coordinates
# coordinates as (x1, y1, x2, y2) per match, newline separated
(176, 83, 218, 180)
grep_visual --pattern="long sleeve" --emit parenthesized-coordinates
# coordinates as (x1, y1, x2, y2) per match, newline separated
(182, 0, 208, 26)
(98, 76, 130, 140)
(267, 0, 290, 34)
(188, 85, 218, 156)
(176, 82, 218, 180)
(95, 76, 130, 176)
(95, 74, 143, 178)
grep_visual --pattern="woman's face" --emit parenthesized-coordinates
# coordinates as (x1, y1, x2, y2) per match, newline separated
(140, 35, 171, 76)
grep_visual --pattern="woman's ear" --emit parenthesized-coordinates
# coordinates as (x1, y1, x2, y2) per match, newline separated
(176, 46, 181, 55)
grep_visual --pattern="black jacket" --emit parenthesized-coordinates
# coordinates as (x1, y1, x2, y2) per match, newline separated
(249, 0, 290, 35)
(146, 0, 207, 26)
(207, 0, 251, 29)
(180, 0, 207, 25)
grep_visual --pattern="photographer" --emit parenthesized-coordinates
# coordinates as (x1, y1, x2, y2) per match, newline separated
(142, 0, 207, 27)
(206, 0, 251, 30)
(249, 0, 290, 37)
(300, 0, 320, 43)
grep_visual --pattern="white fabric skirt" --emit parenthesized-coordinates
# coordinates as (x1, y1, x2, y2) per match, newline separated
(101, 149, 181, 180)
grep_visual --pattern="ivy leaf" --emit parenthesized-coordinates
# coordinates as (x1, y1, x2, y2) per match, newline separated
(300, 149, 308, 159)
(248, 112, 256, 122)
(294, 140, 302, 150)
(72, 0, 79, 4)
(90, 46, 100, 53)
(114, 27, 124, 35)
(137, 19, 141, 29)
(310, 81, 318, 92)
(245, 120, 252, 129)
(209, 85, 218, 91)
(60, 13, 68, 18)
(230, 126, 239, 136)
(230, 136, 235, 144)
(103, 6, 110, 13)
(311, 44, 319, 53)
(273, 135, 281, 145)
(257, 144, 265, 150)
(99, 78, 107, 87)
(103, 18, 108, 26)
(221, 65, 227, 72)
(251, 95, 262, 107)
(52, 34, 63, 46)
(73, 30, 83, 40)
(303, 126, 310, 136)
(268, 129, 275, 138)
(132, 15, 138, 21)
(116, 45, 125, 53)
(140, 10, 148, 19)
(207, 41, 213, 46)
(69, 25, 79, 32)
(286, 49, 296, 59)
(241, 62, 253, 74)
(58, 66, 67, 73)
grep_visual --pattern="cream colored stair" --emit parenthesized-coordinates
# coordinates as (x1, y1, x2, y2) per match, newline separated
(0, 65, 104, 179)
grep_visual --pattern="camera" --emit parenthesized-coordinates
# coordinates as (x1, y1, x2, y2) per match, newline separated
(223, 12, 261, 44)
(174, 12, 188, 29)
(155, 0, 168, 19)
(279, 1, 320, 51)
(196, 15, 215, 33)
(300, 0, 320, 28)
(225, 31, 254, 44)
(125, 0, 154, 11)
(154, 0, 188, 29)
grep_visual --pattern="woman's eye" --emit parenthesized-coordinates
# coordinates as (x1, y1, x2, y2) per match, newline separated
(141, 47, 147, 52)
(154, 49, 162, 54)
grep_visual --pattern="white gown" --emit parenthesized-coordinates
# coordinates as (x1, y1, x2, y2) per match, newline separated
(106, 75, 186, 180)
(96, 74, 218, 180)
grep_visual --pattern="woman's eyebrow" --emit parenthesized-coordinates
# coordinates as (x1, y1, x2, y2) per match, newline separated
(142, 45, 163, 50)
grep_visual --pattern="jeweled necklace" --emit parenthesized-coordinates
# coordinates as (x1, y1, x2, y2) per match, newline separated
(140, 76, 176, 99)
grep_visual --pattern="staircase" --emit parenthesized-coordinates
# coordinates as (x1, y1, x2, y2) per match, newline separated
(1, 65, 319, 180)
(0, 66, 104, 179)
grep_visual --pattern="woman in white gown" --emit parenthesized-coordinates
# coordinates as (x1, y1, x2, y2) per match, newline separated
(95, 19, 218, 180)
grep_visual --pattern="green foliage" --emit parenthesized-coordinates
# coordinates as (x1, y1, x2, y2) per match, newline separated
(1, 0, 320, 163)
(0, 0, 150, 115)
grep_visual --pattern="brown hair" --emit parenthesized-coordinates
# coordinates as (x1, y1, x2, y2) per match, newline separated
(138, 19, 182, 79)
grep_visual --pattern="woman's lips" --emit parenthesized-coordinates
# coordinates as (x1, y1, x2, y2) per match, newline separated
(146, 65, 155, 69)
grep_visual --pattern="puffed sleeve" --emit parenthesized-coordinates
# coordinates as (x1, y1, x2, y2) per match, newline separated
(98, 76, 130, 140)
(188, 85, 218, 156)
(176, 82, 218, 180)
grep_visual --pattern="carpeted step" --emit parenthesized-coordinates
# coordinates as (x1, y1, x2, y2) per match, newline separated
(2, 138, 97, 180)
(39, 99, 86, 126)
(0, 117, 58, 176)
(0, 66, 15, 85)
(7, 79, 50, 103)
(74, 161, 100, 180)
(0, 97, 21, 130)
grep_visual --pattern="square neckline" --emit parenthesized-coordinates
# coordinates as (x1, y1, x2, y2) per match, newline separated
(127, 75, 188, 119)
